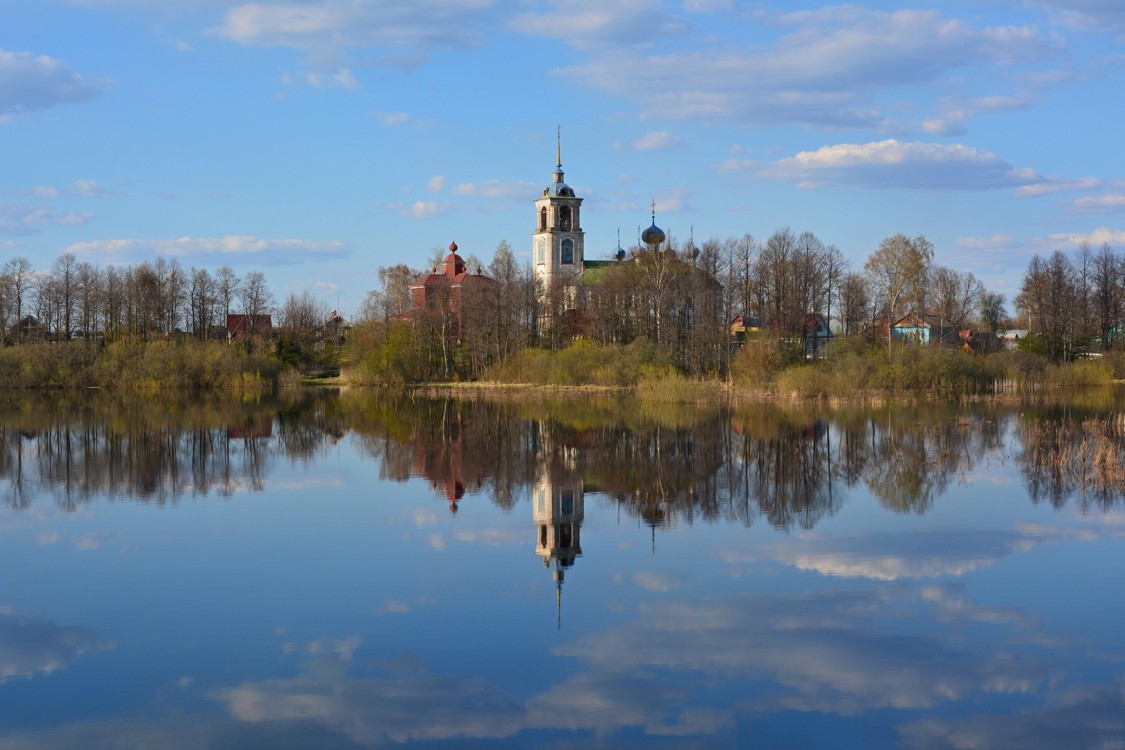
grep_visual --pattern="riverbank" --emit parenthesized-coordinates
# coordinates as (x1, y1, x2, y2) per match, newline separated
(0, 339, 289, 390)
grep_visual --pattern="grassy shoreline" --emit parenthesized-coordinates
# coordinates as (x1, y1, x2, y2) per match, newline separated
(5, 336, 1123, 403)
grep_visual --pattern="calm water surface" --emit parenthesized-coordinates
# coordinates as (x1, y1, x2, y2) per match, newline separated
(1, 390, 1123, 749)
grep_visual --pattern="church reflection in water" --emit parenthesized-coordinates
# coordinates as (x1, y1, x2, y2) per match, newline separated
(533, 464, 584, 628)
(4, 390, 1125, 523)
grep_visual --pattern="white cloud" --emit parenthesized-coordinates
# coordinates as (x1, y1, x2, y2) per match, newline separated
(683, 0, 732, 11)
(746, 139, 1040, 191)
(452, 180, 536, 200)
(632, 131, 684, 151)
(900, 681, 1125, 750)
(956, 234, 1016, 251)
(213, 0, 495, 75)
(379, 111, 409, 126)
(300, 67, 360, 90)
(406, 200, 447, 219)
(922, 92, 1039, 136)
(748, 525, 1095, 582)
(0, 612, 114, 684)
(551, 8, 1053, 129)
(0, 49, 103, 119)
(1049, 227, 1125, 249)
(426, 175, 446, 193)
(74, 532, 109, 551)
(0, 203, 93, 235)
(64, 235, 348, 265)
(1032, 0, 1125, 33)
(633, 571, 678, 592)
(33, 186, 59, 198)
(452, 528, 524, 545)
(654, 194, 688, 213)
(1015, 177, 1102, 198)
(1065, 193, 1125, 214)
(549, 590, 1047, 717)
(72, 179, 110, 198)
(511, 0, 687, 48)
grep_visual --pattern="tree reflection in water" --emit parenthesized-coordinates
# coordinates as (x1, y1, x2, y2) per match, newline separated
(2, 391, 1124, 518)
(0, 391, 339, 510)
(1018, 414, 1125, 510)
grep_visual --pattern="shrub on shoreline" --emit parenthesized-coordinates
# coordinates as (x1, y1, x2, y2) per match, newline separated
(0, 340, 285, 390)
(742, 338, 1116, 397)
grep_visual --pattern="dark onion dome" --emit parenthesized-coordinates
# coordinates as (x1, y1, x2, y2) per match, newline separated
(641, 223, 665, 247)
(615, 246, 627, 261)
(546, 167, 575, 198)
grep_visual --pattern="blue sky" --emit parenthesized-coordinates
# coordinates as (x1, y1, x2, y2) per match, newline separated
(3, 0, 1125, 315)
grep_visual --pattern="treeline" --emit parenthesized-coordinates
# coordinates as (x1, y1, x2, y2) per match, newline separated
(0, 255, 275, 343)
(0, 253, 345, 379)
(1016, 242, 1125, 360)
(347, 229, 1007, 384)
(8, 230, 1118, 391)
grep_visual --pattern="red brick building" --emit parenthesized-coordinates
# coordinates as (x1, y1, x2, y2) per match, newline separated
(400, 242, 495, 341)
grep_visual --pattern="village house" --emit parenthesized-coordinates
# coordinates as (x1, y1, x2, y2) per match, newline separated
(226, 313, 273, 340)
(9, 315, 48, 344)
(890, 313, 974, 349)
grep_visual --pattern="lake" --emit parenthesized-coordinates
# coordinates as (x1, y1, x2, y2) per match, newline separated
(1, 389, 1123, 749)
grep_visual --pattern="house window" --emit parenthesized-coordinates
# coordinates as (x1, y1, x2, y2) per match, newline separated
(537, 238, 546, 266)
(561, 238, 574, 265)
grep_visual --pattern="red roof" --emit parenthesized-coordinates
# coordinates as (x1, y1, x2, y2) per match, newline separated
(227, 314, 273, 337)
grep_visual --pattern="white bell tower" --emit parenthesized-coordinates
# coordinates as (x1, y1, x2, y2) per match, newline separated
(533, 127, 584, 290)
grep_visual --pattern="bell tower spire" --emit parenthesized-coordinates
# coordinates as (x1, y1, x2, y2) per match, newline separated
(534, 126, 584, 290)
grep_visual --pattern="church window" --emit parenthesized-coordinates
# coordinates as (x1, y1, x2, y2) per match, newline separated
(561, 238, 574, 265)
(539, 207, 547, 231)
(537, 238, 546, 266)
(559, 206, 572, 231)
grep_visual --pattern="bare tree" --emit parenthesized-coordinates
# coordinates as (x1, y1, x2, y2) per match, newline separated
(51, 253, 80, 340)
(930, 266, 982, 334)
(377, 264, 416, 320)
(215, 266, 240, 334)
(864, 234, 934, 346)
(75, 261, 102, 340)
(1093, 242, 1120, 349)
(239, 271, 274, 335)
(978, 290, 1006, 334)
(1075, 242, 1094, 342)
(102, 265, 126, 341)
(839, 273, 871, 337)
(2, 257, 33, 342)
(1016, 252, 1076, 360)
